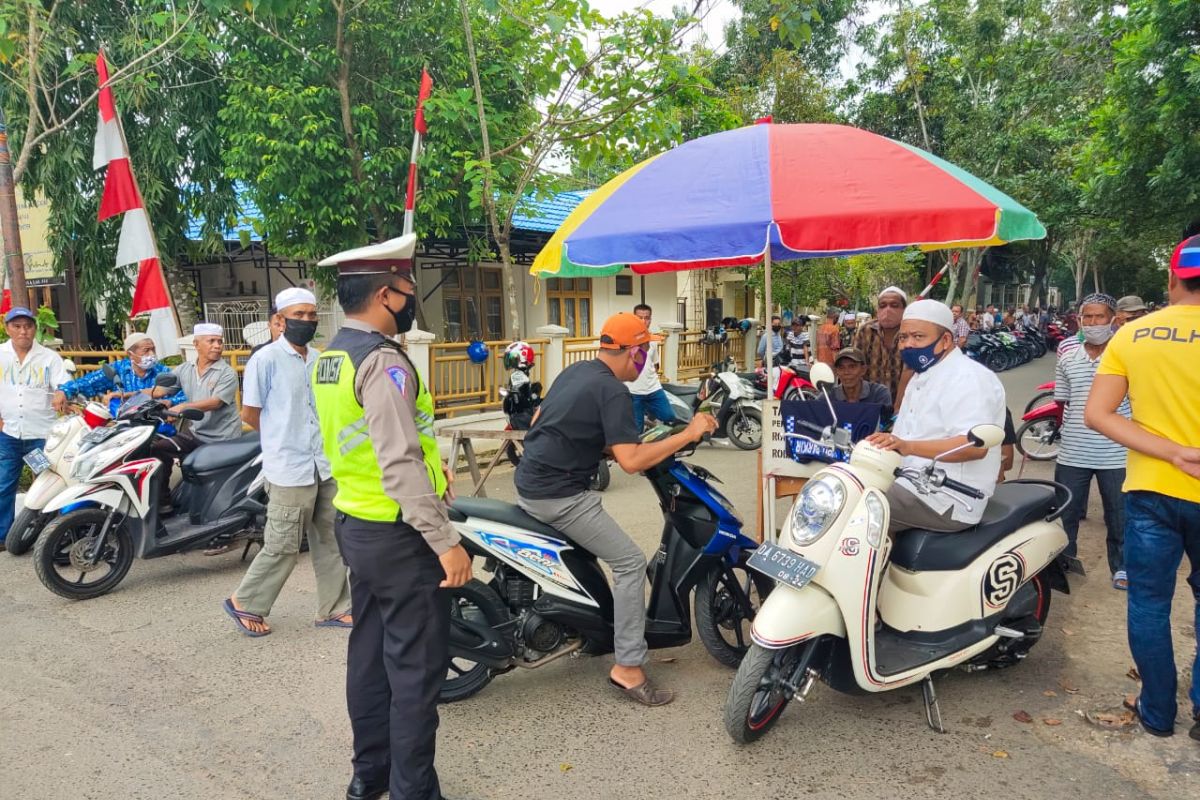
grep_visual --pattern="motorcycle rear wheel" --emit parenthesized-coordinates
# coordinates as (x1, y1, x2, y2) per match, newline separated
(695, 560, 773, 669)
(441, 579, 510, 703)
(725, 640, 818, 744)
(590, 460, 611, 492)
(5, 507, 46, 556)
(781, 386, 818, 402)
(32, 508, 134, 600)
(727, 407, 763, 450)
(1023, 391, 1055, 415)
(1016, 418, 1061, 461)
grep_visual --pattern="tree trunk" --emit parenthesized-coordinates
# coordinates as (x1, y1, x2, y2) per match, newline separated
(164, 260, 197, 333)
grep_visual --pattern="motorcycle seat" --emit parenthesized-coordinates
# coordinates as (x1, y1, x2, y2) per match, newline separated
(182, 433, 261, 474)
(449, 497, 567, 542)
(889, 482, 1058, 572)
(662, 383, 699, 399)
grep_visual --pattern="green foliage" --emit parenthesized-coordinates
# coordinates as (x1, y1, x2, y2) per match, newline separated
(0, 304, 57, 344)
(745, 250, 921, 312)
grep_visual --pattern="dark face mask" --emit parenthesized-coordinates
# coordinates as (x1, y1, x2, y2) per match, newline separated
(282, 318, 318, 347)
(771, 325, 781, 333)
(386, 289, 418, 334)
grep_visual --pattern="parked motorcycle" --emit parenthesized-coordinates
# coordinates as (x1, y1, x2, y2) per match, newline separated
(698, 362, 763, 450)
(723, 364, 1071, 743)
(1015, 398, 1063, 461)
(31, 374, 267, 600)
(6, 401, 112, 556)
(1024, 381, 1055, 415)
(440, 423, 765, 701)
(757, 352, 817, 402)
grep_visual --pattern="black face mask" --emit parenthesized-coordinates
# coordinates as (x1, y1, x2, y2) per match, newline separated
(771, 325, 781, 333)
(282, 318, 318, 347)
(387, 289, 418, 334)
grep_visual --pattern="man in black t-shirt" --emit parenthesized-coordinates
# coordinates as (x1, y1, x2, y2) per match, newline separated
(516, 312, 717, 707)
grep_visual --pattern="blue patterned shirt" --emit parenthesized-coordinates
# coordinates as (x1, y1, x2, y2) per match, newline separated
(58, 357, 187, 405)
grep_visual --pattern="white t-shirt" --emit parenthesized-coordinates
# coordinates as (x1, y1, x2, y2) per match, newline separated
(892, 348, 1005, 524)
(625, 340, 662, 396)
(0, 340, 68, 439)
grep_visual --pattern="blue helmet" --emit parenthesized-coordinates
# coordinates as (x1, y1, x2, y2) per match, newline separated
(466, 340, 490, 364)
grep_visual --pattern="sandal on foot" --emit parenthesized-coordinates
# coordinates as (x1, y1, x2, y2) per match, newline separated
(1112, 570, 1128, 590)
(222, 598, 270, 637)
(1123, 695, 1173, 737)
(203, 542, 234, 557)
(315, 612, 353, 629)
(609, 677, 674, 707)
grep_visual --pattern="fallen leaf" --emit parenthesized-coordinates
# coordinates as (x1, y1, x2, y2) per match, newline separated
(1043, 718, 1063, 726)
(560, 763, 573, 773)
(1012, 710, 1034, 723)
(1042, 690, 1058, 697)
(656, 657, 677, 663)
(1058, 678, 1079, 694)
(1061, 628, 1074, 636)
(1085, 709, 1136, 730)
(992, 750, 1009, 759)
(1126, 667, 1140, 682)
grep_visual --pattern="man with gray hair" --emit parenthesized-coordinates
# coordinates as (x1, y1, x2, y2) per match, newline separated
(866, 299, 1006, 533)
(1054, 293, 1129, 588)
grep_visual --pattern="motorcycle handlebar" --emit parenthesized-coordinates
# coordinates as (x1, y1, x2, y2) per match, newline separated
(941, 476, 986, 499)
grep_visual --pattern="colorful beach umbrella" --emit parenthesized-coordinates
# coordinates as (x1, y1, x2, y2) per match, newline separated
(531, 123, 1046, 278)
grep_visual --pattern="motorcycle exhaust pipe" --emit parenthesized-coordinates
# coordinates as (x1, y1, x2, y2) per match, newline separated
(448, 616, 515, 669)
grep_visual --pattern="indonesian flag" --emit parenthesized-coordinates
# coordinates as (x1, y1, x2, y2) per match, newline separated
(93, 50, 179, 354)
(414, 68, 433, 134)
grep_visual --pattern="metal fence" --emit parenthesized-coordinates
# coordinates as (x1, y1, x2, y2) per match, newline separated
(678, 330, 744, 381)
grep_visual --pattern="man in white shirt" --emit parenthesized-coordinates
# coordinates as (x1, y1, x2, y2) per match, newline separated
(223, 288, 351, 637)
(867, 299, 1006, 533)
(0, 307, 67, 547)
(625, 304, 674, 430)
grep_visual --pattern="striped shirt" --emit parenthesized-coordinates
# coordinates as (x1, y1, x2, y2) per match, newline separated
(1054, 345, 1129, 469)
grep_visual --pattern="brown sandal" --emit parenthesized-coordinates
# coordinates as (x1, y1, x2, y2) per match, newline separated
(609, 677, 675, 707)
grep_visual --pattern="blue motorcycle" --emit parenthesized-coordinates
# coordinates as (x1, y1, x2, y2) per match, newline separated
(439, 425, 764, 701)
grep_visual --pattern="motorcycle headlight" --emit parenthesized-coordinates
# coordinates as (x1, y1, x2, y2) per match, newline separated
(71, 448, 105, 480)
(44, 418, 73, 454)
(789, 475, 846, 547)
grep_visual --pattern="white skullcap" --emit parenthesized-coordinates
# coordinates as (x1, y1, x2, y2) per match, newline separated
(193, 322, 223, 337)
(878, 285, 908, 305)
(275, 287, 317, 312)
(123, 332, 153, 351)
(903, 299, 954, 331)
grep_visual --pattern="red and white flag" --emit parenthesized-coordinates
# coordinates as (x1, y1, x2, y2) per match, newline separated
(403, 68, 433, 235)
(93, 50, 179, 354)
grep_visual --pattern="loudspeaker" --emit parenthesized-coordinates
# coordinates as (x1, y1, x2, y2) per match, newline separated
(705, 298, 724, 327)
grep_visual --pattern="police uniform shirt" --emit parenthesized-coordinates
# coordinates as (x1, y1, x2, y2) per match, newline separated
(341, 320, 460, 555)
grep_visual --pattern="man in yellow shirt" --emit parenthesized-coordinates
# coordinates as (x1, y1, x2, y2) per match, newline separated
(1086, 232, 1200, 742)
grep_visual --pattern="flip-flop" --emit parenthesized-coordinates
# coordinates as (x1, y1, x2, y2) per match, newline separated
(315, 613, 353, 629)
(222, 597, 271, 637)
(1111, 570, 1128, 590)
(1123, 695, 1174, 737)
(609, 677, 675, 707)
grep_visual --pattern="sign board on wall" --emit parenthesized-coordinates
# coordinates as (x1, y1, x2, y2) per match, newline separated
(0, 191, 58, 286)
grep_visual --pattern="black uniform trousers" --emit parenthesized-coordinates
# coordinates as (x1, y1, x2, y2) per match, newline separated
(334, 512, 449, 800)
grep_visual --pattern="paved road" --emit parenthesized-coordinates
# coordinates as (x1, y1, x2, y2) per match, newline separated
(3, 356, 1197, 799)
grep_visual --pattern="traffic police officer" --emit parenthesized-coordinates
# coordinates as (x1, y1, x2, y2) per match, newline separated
(312, 234, 471, 800)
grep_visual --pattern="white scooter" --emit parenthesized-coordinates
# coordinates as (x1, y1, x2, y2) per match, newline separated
(724, 364, 1072, 743)
(6, 401, 113, 556)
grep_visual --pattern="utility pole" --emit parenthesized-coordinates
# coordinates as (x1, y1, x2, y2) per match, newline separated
(0, 106, 28, 304)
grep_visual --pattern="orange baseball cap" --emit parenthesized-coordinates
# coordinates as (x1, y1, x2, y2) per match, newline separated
(599, 312, 661, 349)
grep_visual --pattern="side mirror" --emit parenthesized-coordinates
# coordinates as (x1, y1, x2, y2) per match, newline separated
(102, 363, 121, 387)
(967, 423, 1005, 449)
(181, 408, 204, 421)
(155, 373, 180, 388)
(809, 362, 835, 389)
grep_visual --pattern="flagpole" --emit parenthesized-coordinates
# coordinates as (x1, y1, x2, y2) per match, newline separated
(403, 126, 421, 236)
(100, 52, 182, 348)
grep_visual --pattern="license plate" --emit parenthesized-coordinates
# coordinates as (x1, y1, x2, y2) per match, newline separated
(23, 448, 51, 475)
(747, 542, 820, 590)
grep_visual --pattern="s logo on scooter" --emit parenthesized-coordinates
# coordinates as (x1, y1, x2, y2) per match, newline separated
(982, 552, 1024, 609)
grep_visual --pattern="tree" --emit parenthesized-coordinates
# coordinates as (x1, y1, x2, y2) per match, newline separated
(746, 250, 920, 312)
(1, 1, 238, 331)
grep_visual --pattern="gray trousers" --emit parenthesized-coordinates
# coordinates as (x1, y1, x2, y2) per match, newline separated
(518, 491, 649, 666)
(887, 483, 972, 535)
(234, 477, 352, 619)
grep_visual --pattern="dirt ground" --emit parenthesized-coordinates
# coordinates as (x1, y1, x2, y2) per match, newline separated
(1, 358, 1197, 799)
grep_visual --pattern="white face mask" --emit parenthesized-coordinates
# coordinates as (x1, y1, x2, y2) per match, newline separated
(1081, 324, 1114, 345)
(136, 353, 158, 370)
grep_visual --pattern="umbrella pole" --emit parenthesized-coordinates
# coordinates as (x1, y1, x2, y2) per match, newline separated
(760, 248, 777, 543)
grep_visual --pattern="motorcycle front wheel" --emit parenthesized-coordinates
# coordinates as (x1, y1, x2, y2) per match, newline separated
(1016, 418, 1061, 461)
(590, 460, 612, 492)
(5, 507, 47, 556)
(727, 407, 763, 450)
(32, 508, 134, 600)
(695, 560, 773, 668)
(725, 640, 820, 744)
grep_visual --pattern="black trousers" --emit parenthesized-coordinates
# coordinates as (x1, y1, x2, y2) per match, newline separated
(334, 512, 449, 800)
(149, 429, 201, 503)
